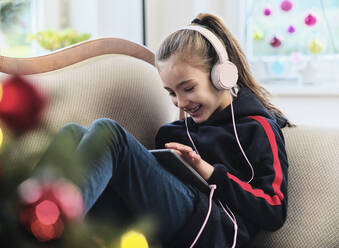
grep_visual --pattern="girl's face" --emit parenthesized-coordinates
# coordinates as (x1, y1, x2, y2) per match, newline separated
(157, 54, 232, 123)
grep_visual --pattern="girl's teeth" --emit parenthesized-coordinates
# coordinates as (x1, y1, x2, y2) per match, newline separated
(190, 105, 200, 113)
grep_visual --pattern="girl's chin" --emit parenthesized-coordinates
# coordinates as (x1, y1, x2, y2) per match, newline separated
(188, 107, 213, 123)
(191, 114, 208, 123)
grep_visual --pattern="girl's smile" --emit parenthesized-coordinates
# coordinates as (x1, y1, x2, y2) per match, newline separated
(157, 54, 232, 123)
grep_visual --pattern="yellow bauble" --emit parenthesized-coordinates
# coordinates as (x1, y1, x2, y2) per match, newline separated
(253, 31, 264, 41)
(308, 40, 323, 54)
(120, 230, 149, 248)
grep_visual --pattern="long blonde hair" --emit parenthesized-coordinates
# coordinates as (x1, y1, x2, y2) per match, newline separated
(155, 13, 293, 127)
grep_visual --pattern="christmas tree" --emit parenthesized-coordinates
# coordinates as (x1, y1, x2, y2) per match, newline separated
(0, 75, 158, 247)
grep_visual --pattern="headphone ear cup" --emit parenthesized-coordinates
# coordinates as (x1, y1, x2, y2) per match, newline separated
(211, 61, 238, 90)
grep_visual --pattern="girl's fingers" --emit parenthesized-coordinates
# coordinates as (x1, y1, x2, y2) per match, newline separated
(189, 151, 201, 163)
(174, 150, 183, 156)
(165, 142, 193, 154)
(165, 143, 202, 166)
(164, 142, 179, 150)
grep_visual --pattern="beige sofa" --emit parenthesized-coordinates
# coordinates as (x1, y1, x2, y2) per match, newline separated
(0, 38, 338, 247)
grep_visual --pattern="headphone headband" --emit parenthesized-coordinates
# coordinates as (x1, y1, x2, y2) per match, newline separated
(178, 24, 238, 90)
(180, 25, 229, 63)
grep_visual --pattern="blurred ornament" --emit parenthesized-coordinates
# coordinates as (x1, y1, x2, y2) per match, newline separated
(35, 200, 60, 225)
(0, 83, 3, 102)
(30, 218, 64, 242)
(0, 127, 3, 149)
(281, 0, 293, 11)
(287, 25, 296, 33)
(253, 31, 264, 41)
(263, 8, 272, 16)
(121, 230, 149, 248)
(270, 36, 282, 48)
(304, 13, 317, 26)
(18, 178, 84, 242)
(52, 179, 84, 219)
(308, 40, 323, 54)
(18, 178, 43, 204)
(290, 52, 303, 64)
(0, 75, 47, 135)
(270, 61, 285, 76)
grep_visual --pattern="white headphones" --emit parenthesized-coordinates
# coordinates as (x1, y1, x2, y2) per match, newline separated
(179, 23, 246, 248)
(180, 25, 238, 90)
(180, 24, 254, 184)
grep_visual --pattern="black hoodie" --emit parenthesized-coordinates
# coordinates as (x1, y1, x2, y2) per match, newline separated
(155, 87, 289, 248)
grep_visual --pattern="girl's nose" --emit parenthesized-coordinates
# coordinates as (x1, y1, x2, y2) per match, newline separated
(176, 96, 188, 109)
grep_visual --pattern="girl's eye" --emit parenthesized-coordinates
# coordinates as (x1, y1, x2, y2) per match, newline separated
(184, 86, 194, 92)
(169, 91, 176, 96)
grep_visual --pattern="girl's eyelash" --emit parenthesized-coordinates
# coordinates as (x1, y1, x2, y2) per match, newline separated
(167, 86, 194, 96)
(184, 86, 194, 92)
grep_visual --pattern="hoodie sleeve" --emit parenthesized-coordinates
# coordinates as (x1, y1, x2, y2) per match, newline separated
(207, 116, 288, 231)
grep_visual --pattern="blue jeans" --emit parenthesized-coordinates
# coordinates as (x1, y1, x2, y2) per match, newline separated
(35, 118, 198, 243)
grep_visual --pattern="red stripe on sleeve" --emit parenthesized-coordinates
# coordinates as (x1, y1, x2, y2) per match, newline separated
(227, 116, 284, 206)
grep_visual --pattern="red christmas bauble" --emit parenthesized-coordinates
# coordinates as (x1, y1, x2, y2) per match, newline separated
(270, 36, 282, 48)
(0, 75, 47, 135)
(305, 13, 317, 26)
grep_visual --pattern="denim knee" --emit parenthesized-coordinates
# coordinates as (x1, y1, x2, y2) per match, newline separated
(91, 118, 124, 133)
(89, 118, 127, 145)
(59, 122, 87, 140)
(91, 118, 119, 127)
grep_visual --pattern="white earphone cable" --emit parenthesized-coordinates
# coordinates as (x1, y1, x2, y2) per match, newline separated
(229, 89, 255, 183)
(184, 111, 238, 248)
(184, 112, 200, 156)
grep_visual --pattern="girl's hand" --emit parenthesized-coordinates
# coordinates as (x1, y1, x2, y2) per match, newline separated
(165, 142, 214, 180)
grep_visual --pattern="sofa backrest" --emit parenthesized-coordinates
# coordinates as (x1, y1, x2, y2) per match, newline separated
(251, 125, 339, 247)
(0, 38, 177, 160)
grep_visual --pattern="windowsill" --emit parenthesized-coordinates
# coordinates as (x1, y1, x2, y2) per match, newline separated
(264, 82, 339, 96)
(250, 55, 339, 96)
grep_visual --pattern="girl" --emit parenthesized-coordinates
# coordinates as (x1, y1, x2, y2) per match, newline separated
(36, 13, 290, 248)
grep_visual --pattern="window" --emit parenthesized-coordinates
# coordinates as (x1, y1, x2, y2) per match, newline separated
(0, 0, 143, 57)
(247, 0, 339, 56)
(0, 0, 33, 57)
(245, 0, 339, 88)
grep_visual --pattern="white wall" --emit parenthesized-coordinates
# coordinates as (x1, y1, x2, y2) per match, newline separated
(146, 0, 245, 52)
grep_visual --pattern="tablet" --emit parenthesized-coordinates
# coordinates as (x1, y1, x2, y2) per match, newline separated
(149, 149, 210, 193)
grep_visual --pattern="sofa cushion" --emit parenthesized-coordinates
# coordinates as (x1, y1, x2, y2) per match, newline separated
(250, 125, 339, 247)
